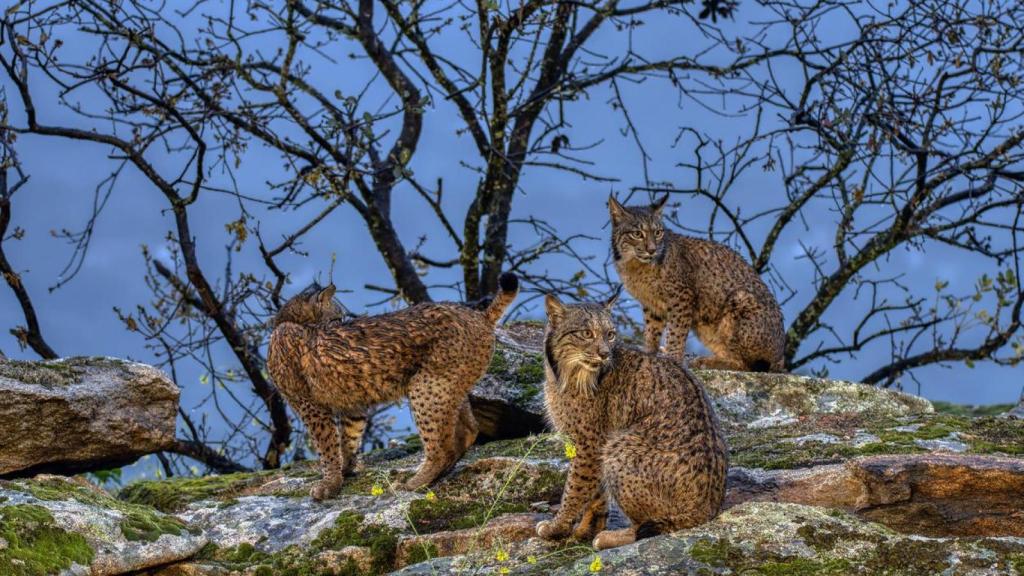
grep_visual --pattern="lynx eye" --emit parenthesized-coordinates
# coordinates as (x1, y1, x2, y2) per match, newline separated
(629, 231, 642, 239)
(580, 329, 595, 339)
(606, 331, 616, 341)
(654, 229, 664, 238)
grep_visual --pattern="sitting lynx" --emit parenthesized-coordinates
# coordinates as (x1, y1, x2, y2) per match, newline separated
(536, 292, 728, 549)
(267, 274, 518, 500)
(609, 193, 785, 371)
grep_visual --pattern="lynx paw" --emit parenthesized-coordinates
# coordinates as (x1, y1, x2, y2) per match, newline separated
(310, 477, 343, 501)
(536, 519, 572, 540)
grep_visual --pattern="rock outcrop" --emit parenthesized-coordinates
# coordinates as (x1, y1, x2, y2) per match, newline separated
(0, 357, 179, 477)
(473, 324, 933, 438)
(0, 475, 206, 575)
(3, 335, 1022, 575)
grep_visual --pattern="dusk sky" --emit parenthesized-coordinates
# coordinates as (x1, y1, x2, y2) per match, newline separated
(2, 1, 1021, 477)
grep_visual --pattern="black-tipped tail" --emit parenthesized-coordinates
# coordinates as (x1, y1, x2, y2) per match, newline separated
(485, 272, 519, 324)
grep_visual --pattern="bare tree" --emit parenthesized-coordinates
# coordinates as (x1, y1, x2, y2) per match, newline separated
(2, 0, 1022, 473)
(642, 0, 1024, 386)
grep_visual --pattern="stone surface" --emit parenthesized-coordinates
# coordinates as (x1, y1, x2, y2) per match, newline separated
(727, 453, 1024, 537)
(0, 475, 206, 575)
(474, 323, 933, 436)
(556, 502, 1024, 576)
(0, 357, 179, 477)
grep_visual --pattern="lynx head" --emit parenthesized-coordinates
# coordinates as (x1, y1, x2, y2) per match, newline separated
(274, 282, 347, 326)
(543, 289, 621, 394)
(608, 193, 669, 264)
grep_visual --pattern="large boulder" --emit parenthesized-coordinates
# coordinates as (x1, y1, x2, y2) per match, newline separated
(476, 323, 933, 436)
(0, 357, 179, 477)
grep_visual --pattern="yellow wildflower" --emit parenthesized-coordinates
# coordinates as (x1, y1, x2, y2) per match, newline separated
(425, 490, 437, 502)
(370, 483, 384, 497)
(564, 440, 577, 460)
(589, 556, 603, 572)
(496, 549, 510, 562)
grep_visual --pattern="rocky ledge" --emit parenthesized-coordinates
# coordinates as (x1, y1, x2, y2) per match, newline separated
(3, 325, 1022, 575)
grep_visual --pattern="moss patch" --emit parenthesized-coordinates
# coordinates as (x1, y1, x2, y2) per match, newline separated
(5, 476, 190, 542)
(206, 512, 400, 576)
(0, 504, 95, 575)
(0, 360, 81, 387)
(932, 401, 1015, 417)
(726, 412, 1024, 470)
(118, 470, 280, 512)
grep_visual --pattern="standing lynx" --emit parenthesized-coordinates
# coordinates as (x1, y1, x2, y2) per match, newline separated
(536, 293, 728, 550)
(267, 273, 518, 500)
(610, 193, 785, 371)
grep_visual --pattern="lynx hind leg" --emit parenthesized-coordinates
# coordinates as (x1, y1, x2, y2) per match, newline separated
(453, 399, 479, 455)
(722, 289, 784, 371)
(599, 427, 676, 546)
(404, 374, 467, 491)
(292, 399, 345, 500)
(338, 411, 367, 476)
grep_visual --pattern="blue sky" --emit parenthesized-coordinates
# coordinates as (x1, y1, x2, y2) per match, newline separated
(2, 1, 1021, 477)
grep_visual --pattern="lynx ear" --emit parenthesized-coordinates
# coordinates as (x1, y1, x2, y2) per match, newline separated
(608, 194, 628, 225)
(604, 285, 623, 310)
(652, 193, 670, 214)
(318, 284, 337, 304)
(545, 293, 565, 322)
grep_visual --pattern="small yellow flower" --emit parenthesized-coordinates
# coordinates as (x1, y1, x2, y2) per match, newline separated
(589, 556, 603, 572)
(425, 490, 437, 502)
(498, 568, 510, 575)
(564, 440, 577, 460)
(496, 549, 510, 562)
(370, 483, 384, 497)
(526, 555, 537, 564)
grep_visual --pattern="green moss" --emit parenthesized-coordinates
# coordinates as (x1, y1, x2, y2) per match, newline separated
(408, 497, 528, 533)
(488, 350, 510, 374)
(310, 511, 399, 574)
(404, 541, 439, 566)
(467, 434, 564, 462)
(689, 538, 745, 566)
(6, 477, 190, 543)
(119, 509, 189, 542)
(689, 536, 849, 575)
(725, 412, 1024, 470)
(1010, 554, 1024, 574)
(756, 558, 852, 575)
(932, 401, 1015, 417)
(0, 504, 95, 575)
(118, 470, 277, 512)
(0, 359, 81, 387)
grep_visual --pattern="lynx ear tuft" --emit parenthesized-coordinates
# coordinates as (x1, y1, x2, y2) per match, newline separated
(318, 284, 337, 304)
(545, 293, 565, 322)
(652, 193, 670, 213)
(604, 285, 623, 309)
(608, 194, 628, 224)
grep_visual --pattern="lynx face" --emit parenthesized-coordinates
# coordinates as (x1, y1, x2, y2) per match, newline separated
(608, 194, 669, 264)
(275, 283, 347, 326)
(544, 292, 620, 393)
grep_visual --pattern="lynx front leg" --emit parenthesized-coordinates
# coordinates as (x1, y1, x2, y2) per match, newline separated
(537, 449, 601, 540)
(664, 318, 692, 363)
(642, 306, 666, 354)
(292, 399, 344, 500)
(338, 411, 367, 476)
(572, 493, 609, 541)
(405, 375, 464, 490)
